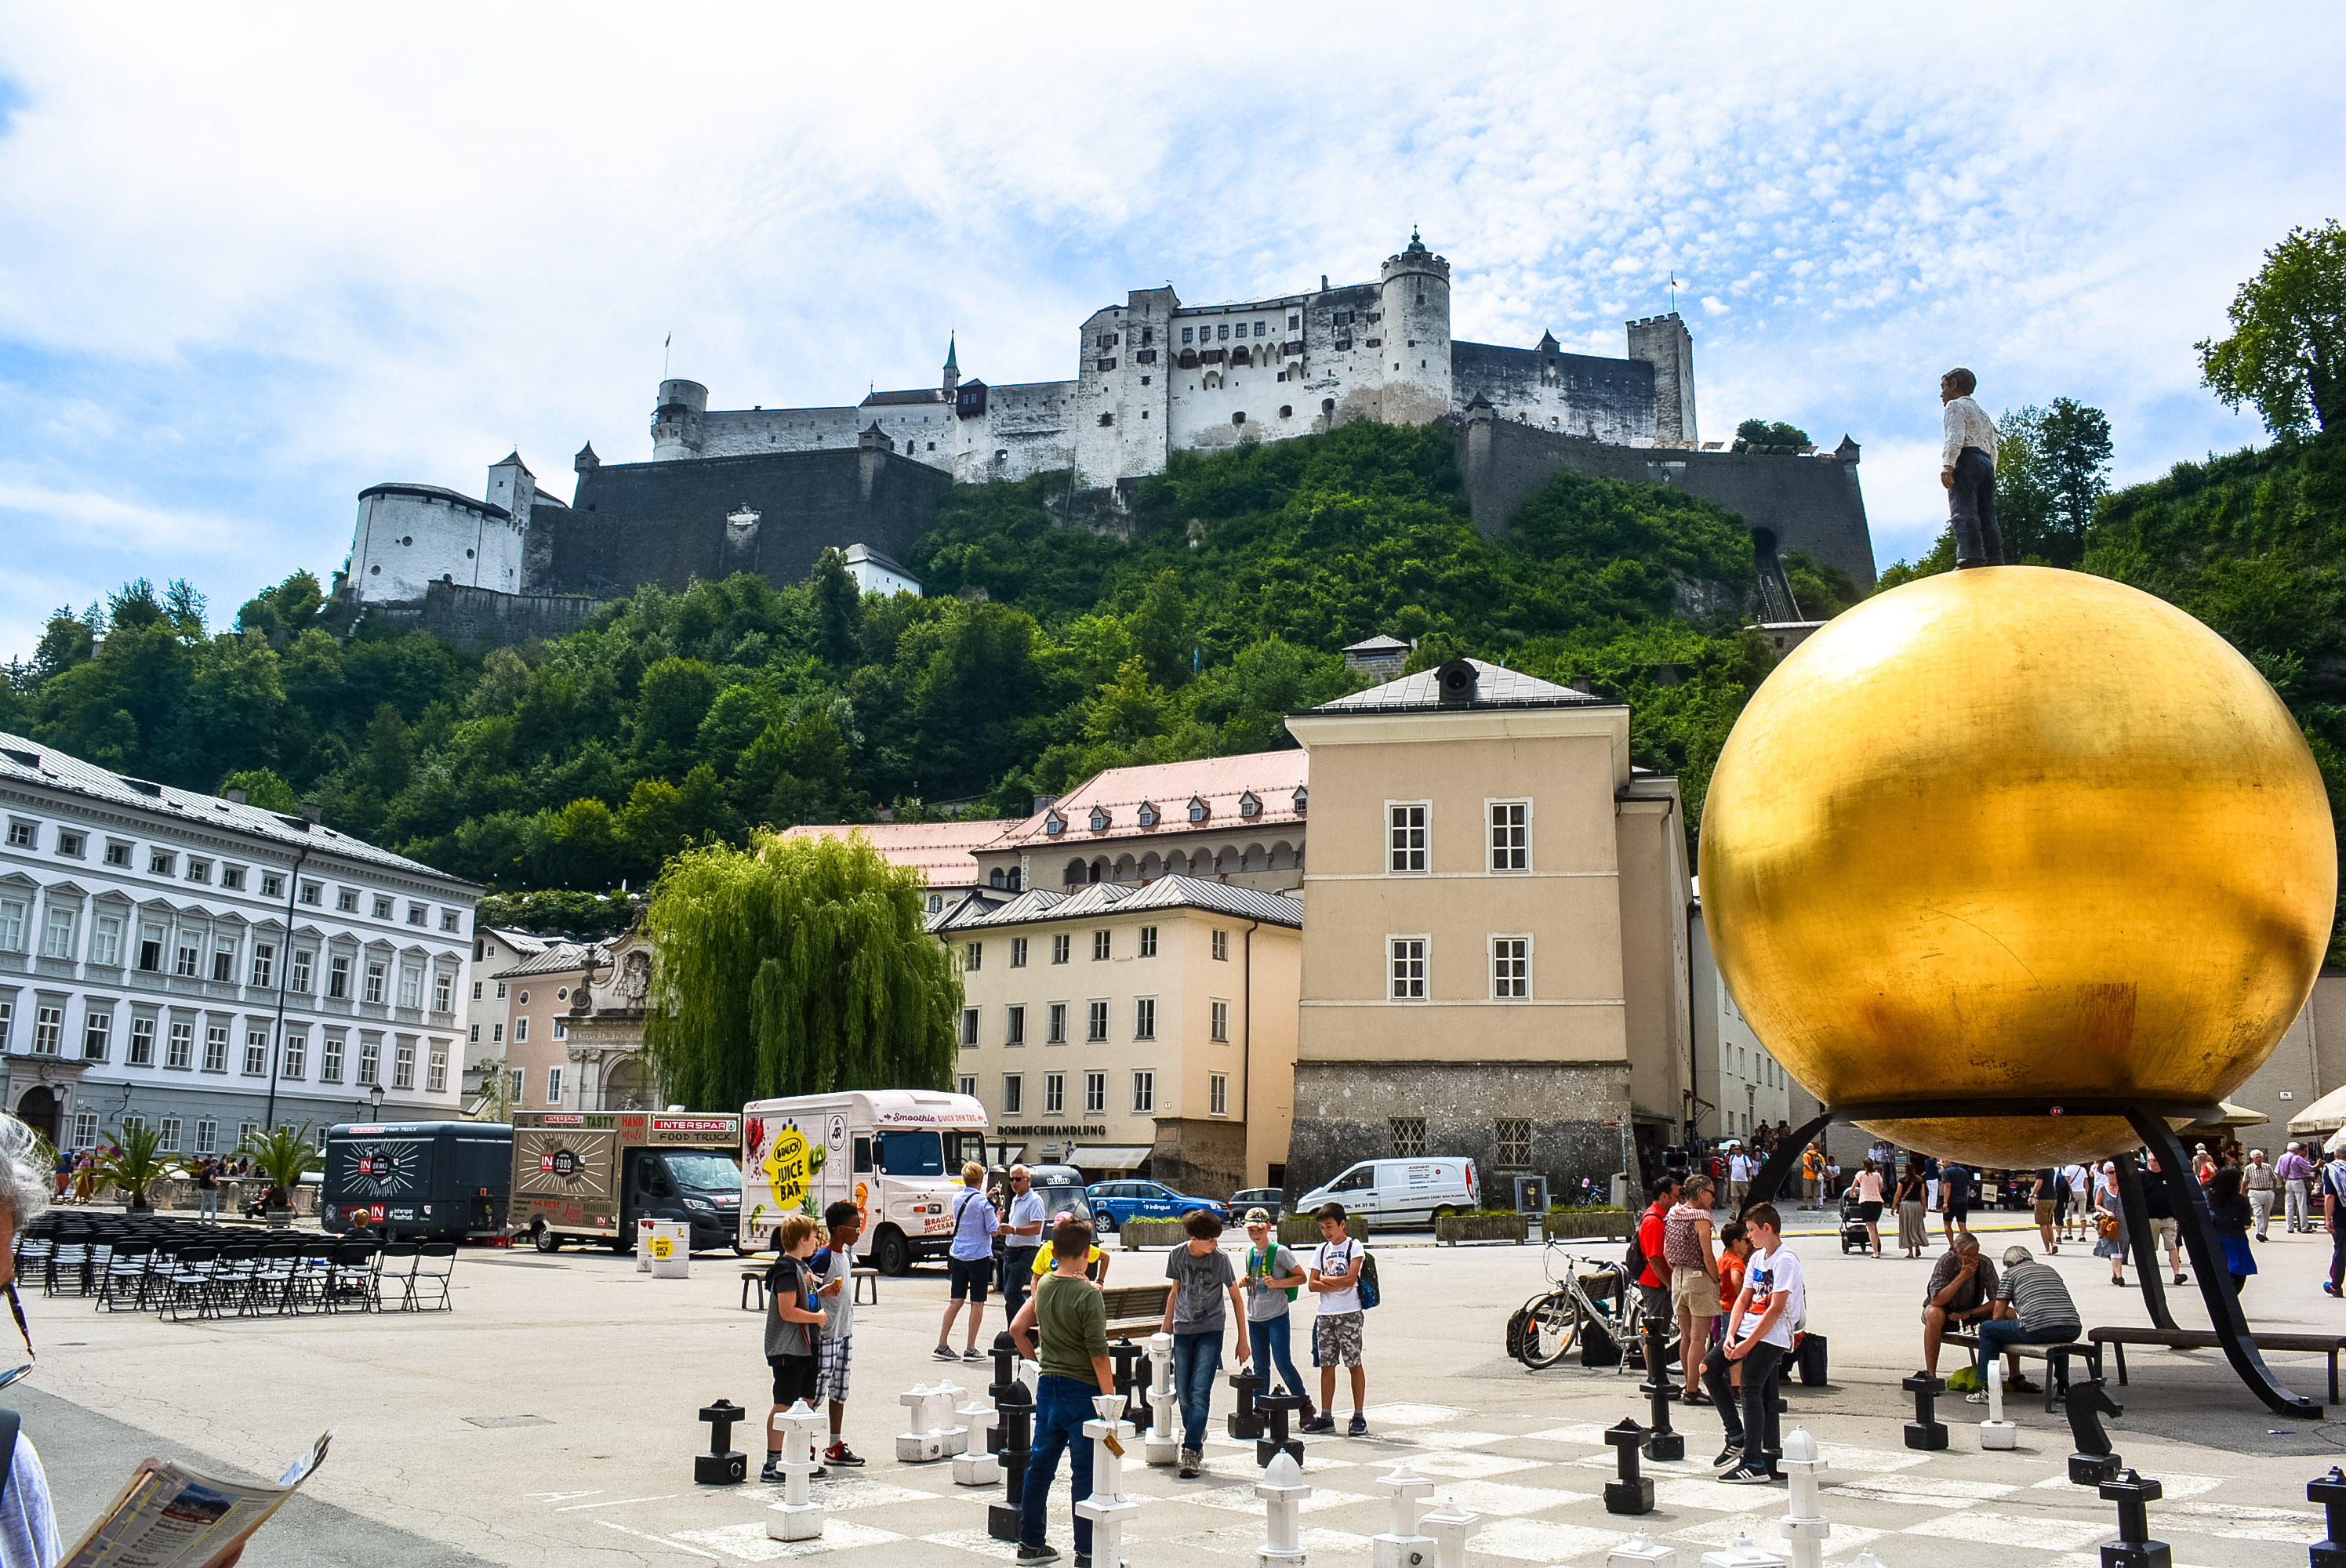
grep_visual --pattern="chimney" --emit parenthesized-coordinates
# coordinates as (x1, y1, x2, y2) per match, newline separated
(1033, 794, 1059, 816)
(1434, 658, 1479, 707)
(223, 786, 247, 804)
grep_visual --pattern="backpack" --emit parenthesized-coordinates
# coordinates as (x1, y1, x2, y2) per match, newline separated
(1323, 1239, 1378, 1310)
(1250, 1245, 1298, 1303)
(1624, 1207, 1655, 1281)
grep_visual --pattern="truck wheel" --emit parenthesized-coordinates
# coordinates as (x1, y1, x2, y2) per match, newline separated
(608, 1236, 633, 1254)
(732, 1240, 754, 1258)
(873, 1227, 912, 1276)
(532, 1221, 561, 1254)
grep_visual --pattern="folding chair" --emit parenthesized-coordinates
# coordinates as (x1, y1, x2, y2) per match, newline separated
(372, 1243, 420, 1313)
(97, 1240, 154, 1312)
(208, 1244, 260, 1319)
(325, 1243, 380, 1315)
(408, 1243, 457, 1312)
(162, 1244, 221, 1323)
(248, 1239, 304, 1316)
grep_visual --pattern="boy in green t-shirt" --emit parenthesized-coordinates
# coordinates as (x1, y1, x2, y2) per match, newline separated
(1008, 1218, 1114, 1566)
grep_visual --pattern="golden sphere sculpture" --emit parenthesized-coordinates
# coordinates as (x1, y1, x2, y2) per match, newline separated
(1700, 566, 2335, 1168)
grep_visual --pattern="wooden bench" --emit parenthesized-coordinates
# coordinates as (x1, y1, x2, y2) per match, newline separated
(1942, 1330, 2103, 1411)
(1100, 1283, 1174, 1341)
(742, 1264, 881, 1312)
(2089, 1325, 2346, 1404)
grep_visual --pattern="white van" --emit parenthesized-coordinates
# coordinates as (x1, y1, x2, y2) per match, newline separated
(739, 1090, 989, 1275)
(1296, 1158, 1480, 1229)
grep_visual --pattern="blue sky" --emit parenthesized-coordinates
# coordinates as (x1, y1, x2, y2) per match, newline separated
(1, 4, 2339, 656)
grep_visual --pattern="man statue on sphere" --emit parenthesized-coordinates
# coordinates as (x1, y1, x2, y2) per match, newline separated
(1940, 367, 2003, 568)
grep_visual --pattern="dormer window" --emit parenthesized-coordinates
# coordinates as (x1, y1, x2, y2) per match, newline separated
(1239, 791, 1262, 818)
(1043, 811, 1065, 837)
(1188, 797, 1209, 823)
(1137, 802, 1159, 828)
(1293, 786, 1309, 813)
(1088, 807, 1111, 831)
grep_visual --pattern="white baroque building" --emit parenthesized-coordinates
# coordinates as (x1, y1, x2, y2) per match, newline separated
(652, 232, 1698, 487)
(0, 736, 479, 1156)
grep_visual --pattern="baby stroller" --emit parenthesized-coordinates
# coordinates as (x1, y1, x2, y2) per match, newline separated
(1836, 1187, 1870, 1254)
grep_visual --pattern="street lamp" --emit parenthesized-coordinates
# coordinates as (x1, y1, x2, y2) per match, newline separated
(368, 1082, 384, 1122)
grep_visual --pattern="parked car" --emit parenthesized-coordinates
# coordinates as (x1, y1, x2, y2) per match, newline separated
(1229, 1187, 1286, 1222)
(1085, 1179, 1231, 1233)
(1295, 1157, 1479, 1229)
(988, 1163, 1094, 1227)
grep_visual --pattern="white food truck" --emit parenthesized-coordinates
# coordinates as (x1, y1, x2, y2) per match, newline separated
(739, 1089, 989, 1274)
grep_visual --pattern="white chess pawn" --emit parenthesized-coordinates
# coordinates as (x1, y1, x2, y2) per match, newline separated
(1698, 1530, 1788, 1567)
(1257, 1449, 1309, 1565)
(1847, 1555, 1889, 1568)
(1371, 1460, 1437, 1568)
(1419, 1497, 1484, 1568)
(1978, 1364, 2017, 1451)
(1774, 1428, 1829, 1568)
(1145, 1330, 1180, 1466)
(1607, 1530, 1680, 1566)
(764, 1400, 826, 1541)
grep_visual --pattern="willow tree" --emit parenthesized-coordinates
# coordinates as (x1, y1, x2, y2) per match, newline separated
(641, 829, 961, 1108)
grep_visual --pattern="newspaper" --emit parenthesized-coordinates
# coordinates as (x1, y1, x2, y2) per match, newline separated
(59, 1429, 333, 1568)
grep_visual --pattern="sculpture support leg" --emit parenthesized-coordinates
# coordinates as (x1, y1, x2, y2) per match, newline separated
(1742, 1111, 1836, 1217)
(2112, 1144, 2179, 1332)
(2126, 1109, 2319, 1419)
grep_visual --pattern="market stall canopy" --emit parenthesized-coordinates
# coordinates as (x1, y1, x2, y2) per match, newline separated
(2290, 1083, 2346, 1135)
(1067, 1145, 1155, 1174)
(2185, 1101, 2270, 1132)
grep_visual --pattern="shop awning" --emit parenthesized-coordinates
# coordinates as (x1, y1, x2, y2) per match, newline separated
(1067, 1145, 1155, 1173)
(2184, 1101, 2270, 1132)
(2290, 1083, 2346, 1135)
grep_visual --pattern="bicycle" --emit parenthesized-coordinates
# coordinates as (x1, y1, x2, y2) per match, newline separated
(1507, 1242, 1680, 1372)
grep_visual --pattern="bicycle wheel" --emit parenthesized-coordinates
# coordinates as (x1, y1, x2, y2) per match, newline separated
(1517, 1288, 1582, 1369)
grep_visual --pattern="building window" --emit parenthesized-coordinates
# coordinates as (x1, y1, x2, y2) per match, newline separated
(959, 1074, 979, 1099)
(329, 954, 350, 999)
(927, 895, 944, 915)
(129, 1017, 155, 1066)
(1211, 929, 1228, 962)
(398, 964, 423, 1010)
(195, 1117, 216, 1155)
(1048, 1002, 1067, 1044)
(546, 1065, 561, 1103)
(1491, 937, 1531, 1000)
(175, 937, 200, 978)
(1134, 997, 1156, 1041)
(1389, 804, 1429, 873)
(82, 1011, 110, 1061)
(1389, 938, 1428, 1000)
(1085, 1071, 1107, 1114)
(159, 1116, 183, 1153)
(1490, 801, 1530, 872)
(300, 881, 322, 906)
(428, 1044, 448, 1093)
(961, 1008, 979, 1048)
(1131, 1070, 1156, 1114)
(187, 858, 211, 884)
(72, 1111, 97, 1149)
(220, 865, 243, 891)
(91, 914, 122, 967)
(169, 1020, 194, 1066)
(1138, 925, 1157, 958)
(204, 1024, 228, 1073)
(292, 950, 313, 993)
(339, 889, 360, 913)
(469, 1024, 480, 1044)
(244, 1029, 268, 1075)
(1087, 1000, 1109, 1043)
(136, 924, 162, 971)
(407, 902, 427, 927)
(394, 1039, 416, 1089)
(41, 906, 78, 960)
(2, 822, 29, 848)
(372, 895, 392, 920)
(552, 1018, 566, 1040)
(433, 972, 452, 1012)
(492, 1022, 503, 1044)
(507, 1069, 523, 1101)
(283, 1032, 307, 1079)
(441, 909, 460, 934)
(56, 831, 85, 858)
(496, 982, 507, 999)
(1044, 1072, 1066, 1113)
(358, 1037, 380, 1085)
(1007, 1005, 1026, 1047)
(364, 961, 387, 1004)
(1011, 937, 1028, 968)
(1211, 1000, 1229, 1042)
(1002, 1073, 1024, 1115)
(1389, 1117, 1428, 1158)
(321, 1034, 344, 1082)
(31, 1007, 60, 1056)
(250, 943, 274, 989)
(514, 1017, 528, 1044)
(211, 938, 238, 982)
(1052, 934, 1070, 964)
(1497, 1118, 1533, 1166)
(104, 841, 132, 867)
(261, 872, 282, 898)
(1210, 1074, 1229, 1116)
(965, 942, 982, 971)
(148, 850, 174, 875)
(0, 898, 27, 953)
(1091, 930, 1110, 961)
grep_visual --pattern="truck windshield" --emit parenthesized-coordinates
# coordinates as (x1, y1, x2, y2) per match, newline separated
(875, 1131, 943, 1175)
(663, 1152, 742, 1192)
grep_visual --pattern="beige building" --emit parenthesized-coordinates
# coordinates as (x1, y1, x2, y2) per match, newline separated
(1284, 657, 1694, 1198)
(975, 753, 1309, 895)
(463, 926, 546, 1113)
(932, 875, 1302, 1195)
(492, 941, 605, 1113)
(563, 930, 655, 1112)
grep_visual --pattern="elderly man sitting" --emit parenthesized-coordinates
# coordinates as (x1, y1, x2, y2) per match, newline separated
(1921, 1230, 2032, 1391)
(1966, 1246, 2083, 1403)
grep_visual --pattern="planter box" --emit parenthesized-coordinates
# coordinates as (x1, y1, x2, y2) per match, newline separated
(1117, 1220, 1189, 1250)
(1434, 1214, 1531, 1246)
(1542, 1210, 1630, 1242)
(1276, 1215, 1366, 1247)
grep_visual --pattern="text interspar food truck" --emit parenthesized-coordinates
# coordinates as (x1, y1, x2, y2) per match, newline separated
(510, 1109, 744, 1254)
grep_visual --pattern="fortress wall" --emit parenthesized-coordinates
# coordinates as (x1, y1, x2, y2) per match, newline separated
(1454, 343, 1654, 444)
(365, 580, 601, 653)
(955, 379, 1078, 483)
(1461, 415, 1877, 592)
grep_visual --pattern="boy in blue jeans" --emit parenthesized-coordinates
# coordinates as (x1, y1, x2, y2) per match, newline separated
(1160, 1208, 1247, 1477)
(1240, 1207, 1315, 1425)
(1009, 1218, 1114, 1567)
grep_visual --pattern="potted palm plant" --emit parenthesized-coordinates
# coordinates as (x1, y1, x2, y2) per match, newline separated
(241, 1125, 320, 1228)
(95, 1126, 173, 1213)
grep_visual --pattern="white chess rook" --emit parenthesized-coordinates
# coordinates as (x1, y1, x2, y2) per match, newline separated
(764, 1400, 826, 1541)
(1418, 1497, 1484, 1568)
(1257, 1448, 1310, 1566)
(1606, 1530, 1680, 1565)
(1371, 1460, 1437, 1568)
(1699, 1530, 1788, 1567)
(1075, 1393, 1140, 1568)
(1146, 1330, 1180, 1466)
(932, 1378, 971, 1457)
(896, 1381, 946, 1463)
(1979, 1363, 2017, 1451)
(1774, 1428, 1829, 1568)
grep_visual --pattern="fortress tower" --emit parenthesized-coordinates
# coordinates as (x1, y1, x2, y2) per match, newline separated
(651, 379, 708, 461)
(1378, 230, 1452, 426)
(1625, 314, 1698, 445)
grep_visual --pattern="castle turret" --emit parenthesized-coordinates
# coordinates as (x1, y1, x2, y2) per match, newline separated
(487, 450, 537, 527)
(1378, 229, 1452, 426)
(575, 441, 601, 483)
(942, 333, 960, 397)
(1625, 314, 1698, 446)
(651, 378, 707, 461)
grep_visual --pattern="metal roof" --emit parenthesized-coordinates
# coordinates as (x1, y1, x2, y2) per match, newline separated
(354, 481, 510, 521)
(932, 873, 1302, 934)
(489, 940, 606, 980)
(0, 731, 477, 888)
(785, 820, 1022, 887)
(1309, 657, 1601, 714)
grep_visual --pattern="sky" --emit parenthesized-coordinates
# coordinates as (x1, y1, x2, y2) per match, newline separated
(1, 4, 2339, 659)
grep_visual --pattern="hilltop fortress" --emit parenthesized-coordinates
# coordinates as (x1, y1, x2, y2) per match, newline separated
(343, 232, 1872, 647)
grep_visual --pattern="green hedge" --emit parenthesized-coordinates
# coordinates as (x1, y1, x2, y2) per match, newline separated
(1277, 1214, 1367, 1247)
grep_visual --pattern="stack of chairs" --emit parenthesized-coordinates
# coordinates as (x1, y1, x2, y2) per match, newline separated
(9, 1207, 461, 1319)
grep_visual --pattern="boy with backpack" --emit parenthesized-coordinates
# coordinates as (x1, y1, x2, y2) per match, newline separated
(1240, 1207, 1315, 1425)
(761, 1213, 830, 1483)
(1302, 1202, 1375, 1435)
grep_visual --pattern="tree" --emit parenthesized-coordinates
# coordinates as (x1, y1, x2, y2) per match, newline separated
(1991, 399, 2110, 568)
(1128, 568, 1189, 687)
(2199, 220, 2345, 435)
(810, 547, 864, 667)
(640, 829, 959, 1110)
(1733, 419, 1812, 452)
(218, 768, 300, 811)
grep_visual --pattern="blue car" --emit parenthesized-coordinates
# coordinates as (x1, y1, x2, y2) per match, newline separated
(1084, 1179, 1230, 1233)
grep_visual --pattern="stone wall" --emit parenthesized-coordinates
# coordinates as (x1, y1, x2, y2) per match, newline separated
(1149, 1116, 1249, 1200)
(1459, 412, 1877, 593)
(1284, 1058, 1631, 1206)
(365, 580, 602, 653)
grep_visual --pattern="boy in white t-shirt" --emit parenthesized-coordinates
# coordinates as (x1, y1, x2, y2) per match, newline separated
(1300, 1202, 1370, 1436)
(1700, 1202, 1804, 1484)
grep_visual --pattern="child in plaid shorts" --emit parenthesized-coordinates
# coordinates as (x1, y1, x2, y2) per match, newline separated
(812, 1200, 866, 1467)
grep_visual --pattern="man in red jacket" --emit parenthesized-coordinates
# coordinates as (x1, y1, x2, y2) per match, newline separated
(1636, 1175, 1680, 1381)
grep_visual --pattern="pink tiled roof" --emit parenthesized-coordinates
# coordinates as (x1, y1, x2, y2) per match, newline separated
(993, 750, 1308, 852)
(783, 820, 1022, 887)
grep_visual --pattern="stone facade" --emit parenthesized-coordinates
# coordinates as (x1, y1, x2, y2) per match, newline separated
(1284, 1058, 1629, 1203)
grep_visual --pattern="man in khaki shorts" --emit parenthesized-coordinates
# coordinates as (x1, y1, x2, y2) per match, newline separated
(1665, 1174, 1720, 1399)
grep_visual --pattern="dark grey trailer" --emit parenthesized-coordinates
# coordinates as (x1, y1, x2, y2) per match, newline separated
(322, 1121, 514, 1240)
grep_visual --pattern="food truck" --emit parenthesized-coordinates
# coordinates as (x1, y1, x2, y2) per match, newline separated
(740, 1090, 987, 1274)
(510, 1109, 743, 1254)
(321, 1121, 514, 1240)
